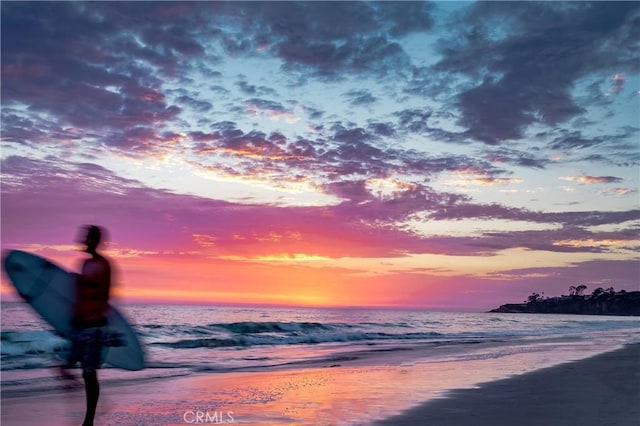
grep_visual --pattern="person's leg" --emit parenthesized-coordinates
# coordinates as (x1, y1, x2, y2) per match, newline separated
(82, 370, 100, 426)
(81, 328, 104, 426)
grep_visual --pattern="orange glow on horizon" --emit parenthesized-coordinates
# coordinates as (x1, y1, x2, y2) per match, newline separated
(3, 240, 636, 311)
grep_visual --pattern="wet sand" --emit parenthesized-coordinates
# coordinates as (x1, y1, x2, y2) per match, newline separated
(2, 344, 638, 425)
(377, 343, 640, 426)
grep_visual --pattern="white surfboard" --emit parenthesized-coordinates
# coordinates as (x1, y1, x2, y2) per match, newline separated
(3, 250, 145, 371)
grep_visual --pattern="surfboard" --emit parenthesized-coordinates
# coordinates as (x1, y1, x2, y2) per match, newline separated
(2, 250, 145, 371)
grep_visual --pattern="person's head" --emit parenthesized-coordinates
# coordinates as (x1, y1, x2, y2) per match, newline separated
(81, 225, 103, 253)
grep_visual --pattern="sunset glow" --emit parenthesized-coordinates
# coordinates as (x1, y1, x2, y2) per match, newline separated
(1, 2, 638, 310)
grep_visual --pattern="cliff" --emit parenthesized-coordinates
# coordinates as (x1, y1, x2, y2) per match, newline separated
(489, 291, 640, 316)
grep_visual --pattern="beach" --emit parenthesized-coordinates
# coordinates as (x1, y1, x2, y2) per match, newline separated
(2, 343, 638, 425)
(378, 343, 640, 426)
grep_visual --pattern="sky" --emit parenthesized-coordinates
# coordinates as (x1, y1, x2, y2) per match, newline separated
(1, 1, 639, 311)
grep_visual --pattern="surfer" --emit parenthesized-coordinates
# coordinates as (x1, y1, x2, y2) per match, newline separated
(5, 225, 143, 425)
(65, 225, 112, 426)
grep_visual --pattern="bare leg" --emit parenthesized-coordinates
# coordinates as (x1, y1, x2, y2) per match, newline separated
(82, 371, 100, 426)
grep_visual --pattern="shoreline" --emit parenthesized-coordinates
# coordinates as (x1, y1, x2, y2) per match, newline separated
(2, 340, 638, 425)
(377, 343, 640, 426)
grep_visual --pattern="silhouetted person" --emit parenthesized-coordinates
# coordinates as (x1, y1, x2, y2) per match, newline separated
(65, 225, 112, 426)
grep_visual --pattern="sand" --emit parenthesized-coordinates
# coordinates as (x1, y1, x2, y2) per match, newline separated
(2, 344, 638, 425)
(377, 343, 640, 426)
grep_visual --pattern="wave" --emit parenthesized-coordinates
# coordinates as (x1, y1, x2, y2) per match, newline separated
(1, 321, 442, 365)
(1, 331, 68, 356)
(153, 330, 444, 349)
(139, 321, 360, 337)
(213, 321, 334, 334)
(4, 314, 639, 373)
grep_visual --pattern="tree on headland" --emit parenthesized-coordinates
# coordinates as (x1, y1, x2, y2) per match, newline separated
(525, 292, 543, 304)
(569, 284, 587, 296)
(492, 285, 639, 315)
(589, 287, 618, 298)
(491, 285, 640, 315)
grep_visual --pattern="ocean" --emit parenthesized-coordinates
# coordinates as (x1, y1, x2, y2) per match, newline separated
(2, 302, 639, 424)
(2, 302, 639, 376)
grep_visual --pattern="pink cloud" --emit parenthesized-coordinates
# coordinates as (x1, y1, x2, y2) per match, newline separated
(611, 74, 625, 93)
(559, 175, 623, 184)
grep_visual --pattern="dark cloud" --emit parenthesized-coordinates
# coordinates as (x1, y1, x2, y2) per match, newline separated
(140, 25, 205, 57)
(214, 1, 422, 78)
(0, 1, 201, 155)
(367, 122, 396, 138)
(101, 126, 182, 154)
(236, 79, 278, 97)
(392, 108, 473, 145)
(277, 36, 410, 78)
(395, 108, 432, 134)
(345, 89, 377, 106)
(400, 153, 504, 178)
(182, 120, 510, 194)
(548, 210, 640, 227)
(372, 1, 435, 36)
(434, 2, 640, 144)
(426, 200, 640, 230)
(209, 85, 230, 95)
(0, 111, 58, 146)
(488, 259, 640, 292)
(244, 98, 286, 114)
(483, 147, 549, 169)
(4, 1, 635, 156)
(478, 224, 640, 254)
(549, 128, 639, 151)
(175, 95, 213, 113)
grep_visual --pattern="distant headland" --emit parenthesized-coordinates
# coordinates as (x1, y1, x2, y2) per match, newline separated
(490, 286, 640, 316)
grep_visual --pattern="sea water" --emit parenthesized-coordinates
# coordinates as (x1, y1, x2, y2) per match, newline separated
(2, 302, 639, 396)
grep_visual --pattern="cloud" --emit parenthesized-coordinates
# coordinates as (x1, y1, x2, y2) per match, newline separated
(433, 2, 640, 144)
(426, 201, 640, 230)
(609, 74, 626, 94)
(344, 89, 377, 106)
(548, 129, 638, 151)
(559, 175, 624, 184)
(483, 147, 548, 169)
(469, 177, 523, 186)
(175, 95, 213, 113)
(0, 156, 473, 258)
(4, 1, 637, 163)
(244, 99, 302, 124)
(488, 259, 640, 291)
(478, 223, 640, 254)
(4, 155, 633, 261)
(236, 79, 278, 97)
(180, 119, 513, 197)
(599, 188, 638, 197)
(229, 1, 430, 77)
